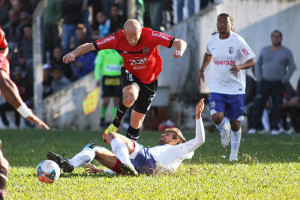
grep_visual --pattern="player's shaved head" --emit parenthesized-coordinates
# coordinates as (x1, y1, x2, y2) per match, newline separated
(123, 19, 142, 46)
(124, 19, 142, 32)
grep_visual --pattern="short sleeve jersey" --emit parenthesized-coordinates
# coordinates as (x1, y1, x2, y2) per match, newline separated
(0, 28, 8, 49)
(0, 55, 10, 75)
(93, 28, 174, 84)
(206, 32, 255, 94)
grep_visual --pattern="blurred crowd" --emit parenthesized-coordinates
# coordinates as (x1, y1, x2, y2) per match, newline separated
(0, 0, 210, 129)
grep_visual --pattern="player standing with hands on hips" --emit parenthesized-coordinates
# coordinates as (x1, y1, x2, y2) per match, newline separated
(63, 19, 187, 142)
(0, 28, 50, 200)
(197, 13, 256, 162)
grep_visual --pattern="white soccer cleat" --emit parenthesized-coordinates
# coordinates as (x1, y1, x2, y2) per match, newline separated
(220, 132, 230, 149)
(229, 153, 238, 162)
(220, 118, 231, 148)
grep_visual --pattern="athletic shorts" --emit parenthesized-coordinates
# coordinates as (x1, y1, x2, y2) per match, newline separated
(209, 92, 245, 121)
(130, 141, 156, 175)
(101, 76, 122, 98)
(121, 67, 158, 114)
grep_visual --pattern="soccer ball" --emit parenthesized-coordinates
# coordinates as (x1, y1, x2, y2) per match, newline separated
(36, 160, 60, 183)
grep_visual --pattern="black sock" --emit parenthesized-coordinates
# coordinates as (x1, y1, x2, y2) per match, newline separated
(126, 126, 140, 141)
(113, 100, 129, 127)
(0, 166, 7, 199)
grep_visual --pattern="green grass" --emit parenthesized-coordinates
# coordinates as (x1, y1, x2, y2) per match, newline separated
(1, 129, 299, 199)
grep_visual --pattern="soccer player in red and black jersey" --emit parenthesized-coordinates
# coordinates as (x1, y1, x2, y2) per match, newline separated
(0, 28, 50, 200)
(63, 19, 187, 141)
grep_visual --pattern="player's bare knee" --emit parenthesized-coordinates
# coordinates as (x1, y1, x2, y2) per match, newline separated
(106, 132, 118, 143)
(230, 120, 240, 131)
(212, 113, 224, 124)
(123, 91, 138, 105)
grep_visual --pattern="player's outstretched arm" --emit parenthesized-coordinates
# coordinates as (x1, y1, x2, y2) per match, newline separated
(172, 38, 187, 58)
(195, 98, 205, 119)
(0, 70, 50, 130)
(179, 98, 206, 153)
(63, 43, 96, 64)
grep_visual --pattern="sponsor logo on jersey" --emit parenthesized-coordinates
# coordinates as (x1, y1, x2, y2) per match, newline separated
(210, 101, 216, 109)
(213, 59, 236, 66)
(152, 33, 170, 40)
(97, 36, 115, 45)
(229, 47, 233, 54)
(142, 47, 149, 54)
(128, 57, 149, 66)
(242, 49, 249, 55)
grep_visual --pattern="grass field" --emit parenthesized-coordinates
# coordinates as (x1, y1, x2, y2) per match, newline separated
(1, 128, 299, 200)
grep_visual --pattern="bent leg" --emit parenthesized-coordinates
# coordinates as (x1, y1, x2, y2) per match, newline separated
(106, 132, 135, 168)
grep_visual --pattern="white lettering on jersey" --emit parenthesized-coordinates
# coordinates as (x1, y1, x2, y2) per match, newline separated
(213, 59, 236, 66)
(152, 33, 170, 41)
(97, 36, 115, 45)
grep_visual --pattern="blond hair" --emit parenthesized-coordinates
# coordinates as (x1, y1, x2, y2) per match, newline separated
(165, 127, 186, 144)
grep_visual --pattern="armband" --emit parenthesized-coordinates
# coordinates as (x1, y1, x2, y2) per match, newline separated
(17, 103, 32, 118)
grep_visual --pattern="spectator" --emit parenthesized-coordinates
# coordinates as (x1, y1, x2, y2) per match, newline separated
(2, 9, 22, 49)
(60, 0, 82, 54)
(96, 11, 110, 38)
(43, 0, 61, 63)
(177, 0, 194, 23)
(19, 11, 31, 27)
(91, 0, 103, 31)
(75, 25, 93, 47)
(73, 26, 96, 79)
(109, 3, 125, 34)
(18, 24, 33, 80)
(135, 0, 144, 27)
(42, 63, 53, 98)
(248, 30, 296, 135)
(51, 65, 71, 92)
(282, 78, 300, 133)
(74, 51, 96, 79)
(0, 0, 10, 26)
(149, 0, 164, 31)
(51, 46, 74, 81)
(163, 0, 175, 29)
(101, 0, 114, 18)
(81, 0, 94, 37)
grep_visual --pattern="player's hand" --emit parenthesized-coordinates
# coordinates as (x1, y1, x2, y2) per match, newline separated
(25, 114, 50, 130)
(62, 53, 76, 64)
(230, 64, 241, 76)
(173, 50, 183, 58)
(85, 164, 103, 174)
(195, 98, 205, 119)
(197, 71, 205, 86)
